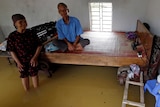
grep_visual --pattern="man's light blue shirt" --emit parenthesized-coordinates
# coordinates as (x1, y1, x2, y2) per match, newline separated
(56, 16, 83, 42)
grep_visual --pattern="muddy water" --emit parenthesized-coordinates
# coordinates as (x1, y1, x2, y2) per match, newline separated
(0, 58, 154, 107)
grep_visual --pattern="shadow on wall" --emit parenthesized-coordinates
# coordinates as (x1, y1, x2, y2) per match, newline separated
(0, 27, 5, 42)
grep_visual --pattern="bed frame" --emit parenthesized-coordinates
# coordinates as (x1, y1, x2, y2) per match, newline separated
(40, 20, 153, 68)
(136, 20, 153, 66)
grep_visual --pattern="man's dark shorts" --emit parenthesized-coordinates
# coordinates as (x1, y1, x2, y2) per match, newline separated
(18, 62, 39, 78)
(52, 37, 90, 52)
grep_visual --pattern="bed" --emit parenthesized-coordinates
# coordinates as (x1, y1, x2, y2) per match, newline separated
(40, 20, 153, 68)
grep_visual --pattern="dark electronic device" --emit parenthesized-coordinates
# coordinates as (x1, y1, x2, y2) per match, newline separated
(31, 21, 57, 43)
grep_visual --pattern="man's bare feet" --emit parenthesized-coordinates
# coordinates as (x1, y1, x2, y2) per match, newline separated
(75, 43, 83, 51)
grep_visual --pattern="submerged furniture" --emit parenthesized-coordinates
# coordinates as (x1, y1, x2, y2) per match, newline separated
(0, 51, 12, 64)
(144, 79, 160, 107)
(122, 72, 145, 107)
(41, 20, 153, 70)
(0, 20, 154, 77)
(0, 20, 153, 69)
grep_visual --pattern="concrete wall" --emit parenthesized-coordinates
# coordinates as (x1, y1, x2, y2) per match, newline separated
(0, 27, 5, 42)
(144, 0, 160, 73)
(145, 0, 160, 36)
(0, 0, 89, 37)
(0, 0, 148, 38)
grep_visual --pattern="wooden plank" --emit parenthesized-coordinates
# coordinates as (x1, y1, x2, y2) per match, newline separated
(123, 100, 145, 107)
(122, 77, 129, 107)
(126, 80, 144, 86)
(123, 77, 129, 100)
(140, 72, 144, 103)
(140, 85, 144, 103)
(136, 20, 153, 66)
(122, 72, 145, 107)
(41, 52, 147, 67)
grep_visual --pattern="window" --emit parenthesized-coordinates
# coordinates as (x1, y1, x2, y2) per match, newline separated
(89, 2, 112, 32)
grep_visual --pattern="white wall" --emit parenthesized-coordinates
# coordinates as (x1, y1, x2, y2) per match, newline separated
(0, 28, 5, 42)
(0, 0, 148, 37)
(144, 0, 160, 73)
(145, 0, 160, 36)
(111, 0, 148, 32)
(0, 0, 89, 37)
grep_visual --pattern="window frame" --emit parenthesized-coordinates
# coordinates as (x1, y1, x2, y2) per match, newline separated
(89, 2, 112, 32)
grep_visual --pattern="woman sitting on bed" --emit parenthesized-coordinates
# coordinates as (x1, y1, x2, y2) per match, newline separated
(53, 2, 90, 52)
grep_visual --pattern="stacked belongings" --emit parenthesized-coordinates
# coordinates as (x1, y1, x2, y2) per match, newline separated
(117, 64, 140, 85)
(31, 21, 57, 44)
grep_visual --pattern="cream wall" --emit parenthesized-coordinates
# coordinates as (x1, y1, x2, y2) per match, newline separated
(0, 0, 148, 38)
(144, 0, 160, 73)
(145, 0, 160, 36)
